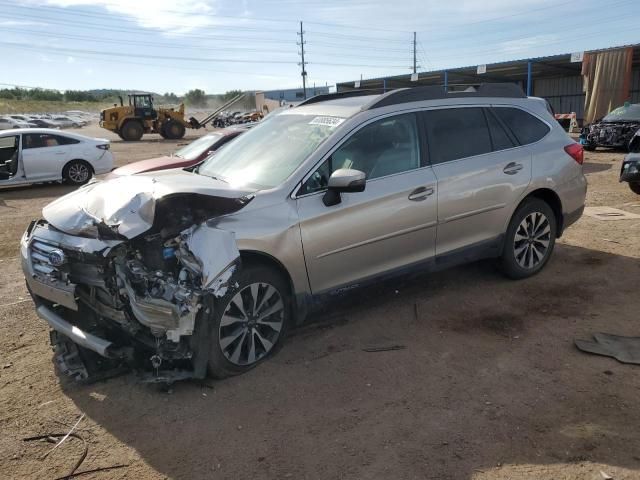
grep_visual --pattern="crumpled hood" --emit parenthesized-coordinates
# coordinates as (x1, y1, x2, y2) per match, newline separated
(43, 170, 255, 239)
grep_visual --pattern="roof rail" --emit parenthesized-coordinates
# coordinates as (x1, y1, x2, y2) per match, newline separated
(297, 88, 385, 107)
(365, 83, 526, 110)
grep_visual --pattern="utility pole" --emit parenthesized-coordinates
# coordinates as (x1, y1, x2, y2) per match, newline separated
(297, 21, 307, 99)
(413, 31, 417, 74)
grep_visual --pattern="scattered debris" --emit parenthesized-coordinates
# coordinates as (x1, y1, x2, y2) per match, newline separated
(602, 238, 621, 244)
(362, 345, 406, 353)
(575, 333, 640, 364)
(3, 362, 12, 369)
(600, 470, 614, 480)
(23, 413, 128, 479)
(23, 432, 87, 479)
(43, 413, 85, 459)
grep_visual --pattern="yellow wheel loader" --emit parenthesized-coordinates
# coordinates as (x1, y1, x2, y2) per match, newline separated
(99, 93, 245, 141)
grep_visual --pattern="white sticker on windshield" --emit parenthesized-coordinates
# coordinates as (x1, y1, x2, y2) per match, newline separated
(309, 116, 345, 128)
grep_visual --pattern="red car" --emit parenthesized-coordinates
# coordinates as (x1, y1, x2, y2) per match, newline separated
(107, 128, 245, 177)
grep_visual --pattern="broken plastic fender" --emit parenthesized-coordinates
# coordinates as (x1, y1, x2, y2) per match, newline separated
(181, 224, 240, 295)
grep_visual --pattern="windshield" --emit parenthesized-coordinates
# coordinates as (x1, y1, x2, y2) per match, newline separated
(603, 104, 640, 122)
(175, 133, 223, 160)
(197, 114, 343, 188)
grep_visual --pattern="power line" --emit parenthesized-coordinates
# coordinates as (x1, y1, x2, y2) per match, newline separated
(0, 12, 294, 44)
(0, 40, 410, 69)
(1, 26, 296, 55)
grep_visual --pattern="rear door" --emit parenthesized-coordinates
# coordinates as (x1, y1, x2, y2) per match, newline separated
(296, 112, 438, 293)
(423, 106, 533, 256)
(21, 133, 71, 180)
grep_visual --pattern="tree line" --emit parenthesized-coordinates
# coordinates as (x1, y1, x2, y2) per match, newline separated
(0, 87, 247, 107)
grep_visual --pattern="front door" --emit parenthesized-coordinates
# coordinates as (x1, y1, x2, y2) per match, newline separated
(296, 112, 438, 293)
(21, 133, 70, 180)
(0, 135, 20, 181)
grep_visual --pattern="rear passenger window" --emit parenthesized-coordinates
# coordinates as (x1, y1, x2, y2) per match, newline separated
(492, 107, 549, 145)
(54, 135, 80, 145)
(423, 107, 492, 164)
(485, 109, 516, 151)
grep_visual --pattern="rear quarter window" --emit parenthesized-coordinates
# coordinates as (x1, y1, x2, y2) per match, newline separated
(54, 135, 80, 145)
(492, 107, 550, 145)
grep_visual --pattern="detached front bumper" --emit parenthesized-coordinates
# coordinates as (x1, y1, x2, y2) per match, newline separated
(21, 221, 124, 360)
(35, 303, 117, 358)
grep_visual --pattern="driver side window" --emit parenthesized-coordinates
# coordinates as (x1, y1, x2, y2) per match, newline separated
(299, 113, 420, 195)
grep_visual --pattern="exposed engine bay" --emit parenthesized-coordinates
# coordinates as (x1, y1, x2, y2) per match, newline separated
(580, 121, 640, 151)
(21, 173, 254, 384)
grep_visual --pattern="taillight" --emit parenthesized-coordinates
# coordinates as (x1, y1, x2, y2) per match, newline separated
(564, 143, 583, 165)
(97, 144, 110, 150)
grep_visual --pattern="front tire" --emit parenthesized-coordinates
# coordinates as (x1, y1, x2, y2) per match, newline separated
(121, 120, 144, 141)
(207, 264, 290, 378)
(500, 198, 557, 279)
(629, 182, 640, 195)
(163, 120, 186, 140)
(63, 160, 93, 185)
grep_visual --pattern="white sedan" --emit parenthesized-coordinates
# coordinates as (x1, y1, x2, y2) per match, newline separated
(0, 128, 113, 187)
(0, 117, 36, 130)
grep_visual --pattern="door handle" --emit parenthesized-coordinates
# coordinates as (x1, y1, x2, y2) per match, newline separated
(408, 186, 434, 201)
(503, 162, 523, 175)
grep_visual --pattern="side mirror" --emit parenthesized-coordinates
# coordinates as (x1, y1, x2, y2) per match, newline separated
(323, 168, 366, 207)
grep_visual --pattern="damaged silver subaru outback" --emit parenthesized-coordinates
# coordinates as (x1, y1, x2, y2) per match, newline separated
(21, 84, 587, 382)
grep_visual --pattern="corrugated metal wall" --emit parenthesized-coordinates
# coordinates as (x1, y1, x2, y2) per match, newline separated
(630, 67, 640, 103)
(533, 76, 585, 121)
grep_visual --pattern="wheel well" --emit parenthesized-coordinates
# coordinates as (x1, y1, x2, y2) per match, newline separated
(121, 118, 142, 129)
(522, 188, 563, 236)
(63, 159, 93, 175)
(239, 251, 294, 296)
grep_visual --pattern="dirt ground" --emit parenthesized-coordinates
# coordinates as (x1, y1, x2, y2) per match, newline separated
(1, 124, 639, 480)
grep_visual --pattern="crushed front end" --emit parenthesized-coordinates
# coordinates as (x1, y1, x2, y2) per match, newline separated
(580, 121, 640, 151)
(20, 175, 249, 384)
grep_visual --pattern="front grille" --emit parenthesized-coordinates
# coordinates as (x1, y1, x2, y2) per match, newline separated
(29, 239, 67, 282)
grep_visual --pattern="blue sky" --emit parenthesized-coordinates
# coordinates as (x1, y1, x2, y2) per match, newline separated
(1, 0, 639, 95)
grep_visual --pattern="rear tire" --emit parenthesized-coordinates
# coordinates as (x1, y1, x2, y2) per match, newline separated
(207, 264, 290, 379)
(629, 182, 640, 195)
(63, 160, 93, 185)
(121, 121, 143, 141)
(500, 198, 557, 279)
(583, 143, 597, 152)
(163, 120, 186, 140)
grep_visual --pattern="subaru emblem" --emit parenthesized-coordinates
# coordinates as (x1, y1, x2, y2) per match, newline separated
(48, 249, 66, 267)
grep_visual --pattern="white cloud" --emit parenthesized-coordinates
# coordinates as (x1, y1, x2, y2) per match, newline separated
(499, 34, 560, 55)
(0, 19, 48, 26)
(66, 56, 75, 63)
(42, 0, 218, 32)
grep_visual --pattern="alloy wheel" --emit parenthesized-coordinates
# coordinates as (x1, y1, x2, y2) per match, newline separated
(218, 282, 284, 366)
(68, 163, 90, 184)
(513, 212, 551, 269)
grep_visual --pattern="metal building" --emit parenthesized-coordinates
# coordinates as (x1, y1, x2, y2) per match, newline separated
(336, 44, 640, 126)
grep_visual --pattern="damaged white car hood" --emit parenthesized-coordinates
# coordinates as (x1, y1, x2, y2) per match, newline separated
(43, 170, 254, 239)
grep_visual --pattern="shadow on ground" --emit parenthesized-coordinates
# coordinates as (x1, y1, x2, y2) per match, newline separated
(582, 162, 614, 175)
(0, 182, 76, 200)
(62, 244, 640, 479)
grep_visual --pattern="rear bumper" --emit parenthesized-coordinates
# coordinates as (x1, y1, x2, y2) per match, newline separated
(563, 205, 584, 232)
